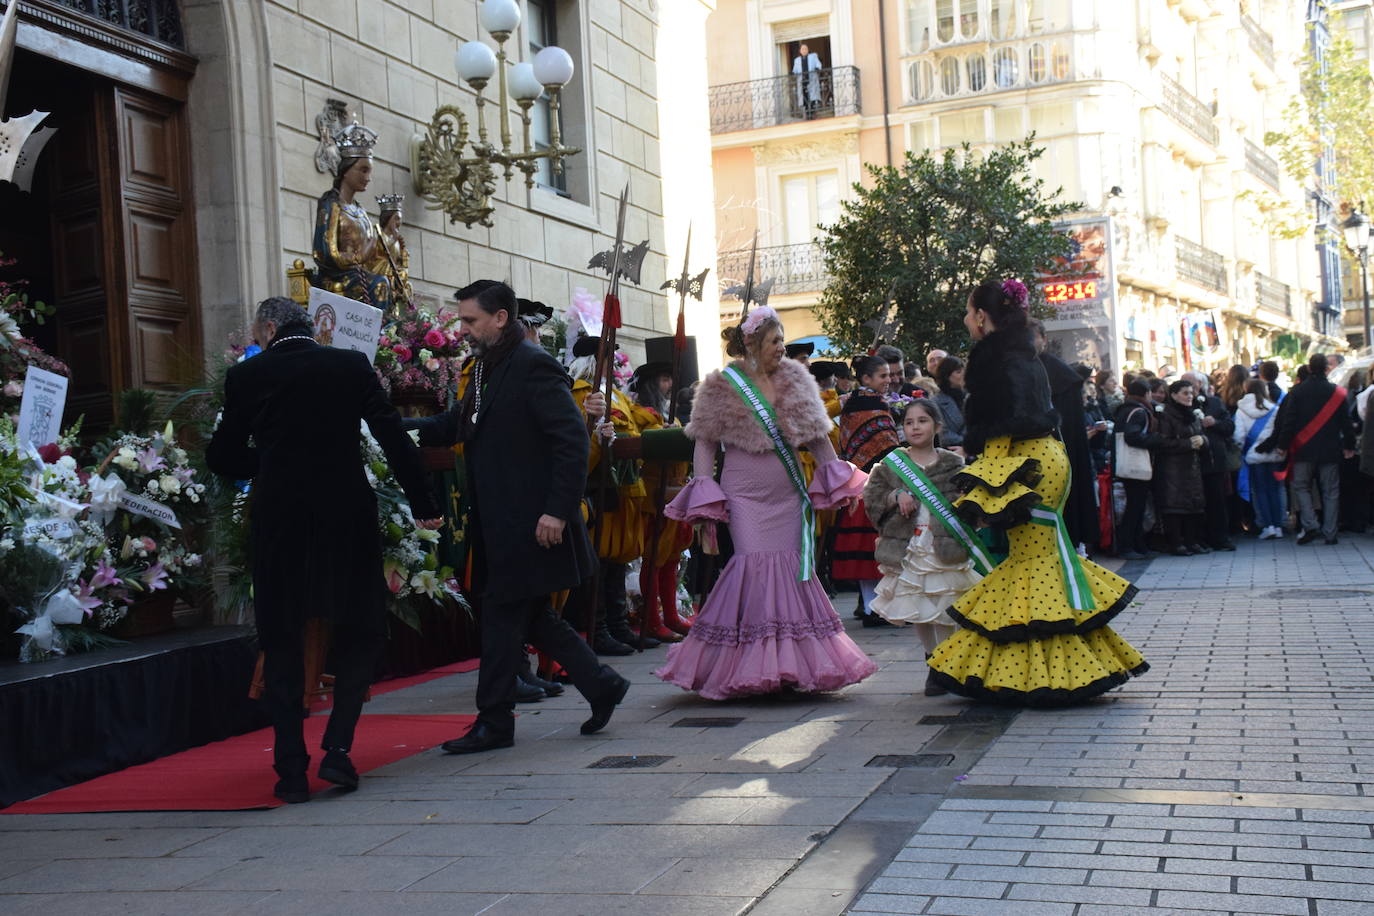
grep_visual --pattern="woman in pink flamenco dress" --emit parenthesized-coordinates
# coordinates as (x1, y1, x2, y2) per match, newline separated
(654, 307, 877, 699)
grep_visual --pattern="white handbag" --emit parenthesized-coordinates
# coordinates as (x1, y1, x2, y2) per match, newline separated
(1114, 409, 1153, 481)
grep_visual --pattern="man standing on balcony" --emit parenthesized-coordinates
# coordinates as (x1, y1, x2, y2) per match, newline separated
(792, 43, 823, 118)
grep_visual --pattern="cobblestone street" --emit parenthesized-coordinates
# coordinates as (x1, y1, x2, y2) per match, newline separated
(4, 537, 1374, 915)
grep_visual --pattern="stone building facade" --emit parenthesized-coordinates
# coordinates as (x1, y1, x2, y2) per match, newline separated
(2, 0, 688, 425)
(705, 0, 1345, 372)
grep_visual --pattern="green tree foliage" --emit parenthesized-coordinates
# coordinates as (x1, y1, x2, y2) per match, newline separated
(814, 139, 1081, 358)
(1267, 31, 1374, 213)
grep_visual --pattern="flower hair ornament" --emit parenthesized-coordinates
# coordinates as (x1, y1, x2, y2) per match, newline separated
(1001, 278, 1029, 309)
(740, 305, 780, 336)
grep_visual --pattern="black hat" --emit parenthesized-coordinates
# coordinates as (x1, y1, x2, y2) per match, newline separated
(517, 298, 554, 328)
(809, 361, 842, 382)
(785, 341, 816, 358)
(571, 335, 600, 358)
(633, 361, 673, 381)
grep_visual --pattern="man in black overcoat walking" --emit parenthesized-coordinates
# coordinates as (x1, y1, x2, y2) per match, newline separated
(410, 281, 628, 754)
(1267, 353, 1355, 544)
(207, 297, 443, 803)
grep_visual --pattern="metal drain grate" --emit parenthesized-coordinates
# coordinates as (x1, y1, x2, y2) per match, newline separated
(672, 717, 744, 728)
(587, 755, 674, 769)
(866, 754, 954, 768)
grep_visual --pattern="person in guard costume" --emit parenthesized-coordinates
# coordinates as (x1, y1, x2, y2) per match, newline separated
(928, 278, 1148, 706)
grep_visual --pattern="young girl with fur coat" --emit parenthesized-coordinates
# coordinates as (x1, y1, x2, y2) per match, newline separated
(863, 399, 978, 696)
(654, 308, 876, 699)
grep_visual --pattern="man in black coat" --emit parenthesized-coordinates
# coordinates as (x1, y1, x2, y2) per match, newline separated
(1184, 371, 1236, 551)
(411, 281, 628, 754)
(1267, 353, 1355, 544)
(207, 297, 443, 803)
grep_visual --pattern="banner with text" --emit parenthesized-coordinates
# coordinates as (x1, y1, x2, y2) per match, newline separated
(119, 493, 182, 530)
(17, 365, 68, 448)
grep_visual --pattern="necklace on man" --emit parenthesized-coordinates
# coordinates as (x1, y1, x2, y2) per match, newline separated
(472, 360, 484, 422)
(270, 335, 313, 348)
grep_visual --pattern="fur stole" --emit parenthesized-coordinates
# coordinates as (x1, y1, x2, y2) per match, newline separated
(963, 328, 1059, 454)
(685, 358, 833, 454)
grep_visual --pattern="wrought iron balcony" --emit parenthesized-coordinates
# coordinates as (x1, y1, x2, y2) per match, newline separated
(1256, 272, 1291, 316)
(1241, 14, 1276, 71)
(718, 241, 829, 296)
(1176, 237, 1227, 294)
(1245, 139, 1281, 189)
(1160, 74, 1217, 146)
(708, 66, 860, 134)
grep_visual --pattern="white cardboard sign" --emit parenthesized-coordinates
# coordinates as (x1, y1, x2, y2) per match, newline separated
(16, 365, 68, 448)
(118, 492, 182, 530)
(307, 287, 383, 363)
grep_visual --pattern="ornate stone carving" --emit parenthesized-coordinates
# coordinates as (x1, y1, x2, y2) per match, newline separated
(47, 0, 183, 48)
(751, 132, 859, 165)
(313, 99, 354, 175)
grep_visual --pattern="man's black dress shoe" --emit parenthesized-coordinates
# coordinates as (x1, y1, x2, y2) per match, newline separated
(593, 633, 635, 656)
(522, 671, 564, 697)
(441, 722, 515, 754)
(318, 750, 359, 790)
(581, 672, 631, 735)
(1325, 536, 1340, 545)
(1211, 541, 1236, 552)
(1187, 543, 1211, 555)
(1298, 529, 1319, 545)
(611, 627, 659, 650)
(273, 760, 310, 803)
(515, 680, 545, 703)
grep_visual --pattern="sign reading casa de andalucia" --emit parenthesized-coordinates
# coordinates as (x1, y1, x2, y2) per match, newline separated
(307, 287, 384, 364)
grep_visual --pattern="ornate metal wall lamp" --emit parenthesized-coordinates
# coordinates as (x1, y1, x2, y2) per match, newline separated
(410, 0, 580, 228)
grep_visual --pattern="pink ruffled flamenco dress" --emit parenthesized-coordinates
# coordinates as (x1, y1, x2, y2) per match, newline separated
(655, 450, 878, 700)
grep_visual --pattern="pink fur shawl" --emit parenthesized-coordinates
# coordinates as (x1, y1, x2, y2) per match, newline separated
(685, 358, 833, 454)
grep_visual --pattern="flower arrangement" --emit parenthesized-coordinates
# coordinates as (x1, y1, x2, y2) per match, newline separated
(374, 306, 469, 405)
(0, 253, 67, 417)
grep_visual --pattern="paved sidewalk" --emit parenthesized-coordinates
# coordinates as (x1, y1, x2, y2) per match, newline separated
(852, 536, 1374, 916)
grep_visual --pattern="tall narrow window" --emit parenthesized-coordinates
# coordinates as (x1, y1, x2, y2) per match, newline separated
(959, 0, 979, 38)
(910, 60, 935, 101)
(993, 47, 1018, 87)
(527, 0, 565, 194)
(940, 55, 961, 95)
(1051, 42, 1070, 80)
(1027, 43, 1046, 83)
(1028, 0, 1069, 34)
(937, 0, 954, 42)
(966, 54, 986, 92)
(905, 0, 930, 52)
(782, 171, 840, 245)
(990, 0, 1017, 39)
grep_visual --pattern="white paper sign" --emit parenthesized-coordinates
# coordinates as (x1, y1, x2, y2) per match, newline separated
(16, 365, 68, 448)
(308, 287, 383, 363)
(22, 517, 75, 540)
(118, 492, 182, 529)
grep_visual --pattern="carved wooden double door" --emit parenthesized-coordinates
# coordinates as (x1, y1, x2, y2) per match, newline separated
(47, 82, 199, 429)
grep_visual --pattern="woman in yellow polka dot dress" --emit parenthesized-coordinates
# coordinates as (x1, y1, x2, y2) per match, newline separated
(928, 279, 1148, 705)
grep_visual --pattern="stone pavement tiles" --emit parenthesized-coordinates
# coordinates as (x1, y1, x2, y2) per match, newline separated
(851, 536, 1374, 916)
(0, 591, 986, 915)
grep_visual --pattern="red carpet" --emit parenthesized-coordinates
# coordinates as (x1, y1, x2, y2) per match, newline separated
(5, 713, 476, 814)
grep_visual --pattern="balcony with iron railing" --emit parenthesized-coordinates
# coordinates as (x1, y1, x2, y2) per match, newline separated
(1244, 139, 1281, 189)
(708, 67, 861, 135)
(1160, 74, 1218, 146)
(717, 241, 829, 297)
(1256, 272, 1291, 316)
(1176, 237, 1227, 294)
(1241, 13, 1276, 70)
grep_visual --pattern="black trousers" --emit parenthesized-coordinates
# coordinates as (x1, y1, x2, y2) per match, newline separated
(1200, 472, 1230, 547)
(1164, 513, 1204, 550)
(477, 594, 619, 733)
(261, 620, 379, 768)
(1117, 479, 1151, 555)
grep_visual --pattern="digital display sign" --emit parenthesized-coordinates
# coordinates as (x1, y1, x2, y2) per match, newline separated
(1042, 280, 1099, 303)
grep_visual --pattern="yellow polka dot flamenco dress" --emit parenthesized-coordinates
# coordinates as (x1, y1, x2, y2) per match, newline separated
(928, 328, 1148, 706)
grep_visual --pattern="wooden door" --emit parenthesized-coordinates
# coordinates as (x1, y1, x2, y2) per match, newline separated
(106, 86, 201, 400)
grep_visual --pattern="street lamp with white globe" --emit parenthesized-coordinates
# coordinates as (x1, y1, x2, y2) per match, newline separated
(411, 0, 581, 227)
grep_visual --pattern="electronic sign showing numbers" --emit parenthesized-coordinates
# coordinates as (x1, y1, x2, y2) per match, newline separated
(1043, 280, 1099, 303)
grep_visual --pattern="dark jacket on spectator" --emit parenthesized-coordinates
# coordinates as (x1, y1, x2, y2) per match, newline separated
(1152, 399, 1205, 514)
(1194, 392, 1235, 474)
(1272, 374, 1354, 465)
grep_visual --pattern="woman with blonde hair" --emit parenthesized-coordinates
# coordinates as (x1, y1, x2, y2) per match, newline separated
(654, 308, 876, 699)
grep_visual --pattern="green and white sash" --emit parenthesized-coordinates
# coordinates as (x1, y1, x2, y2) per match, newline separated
(1028, 487, 1096, 611)
(880, 450, 995, 576)
(721, 366, 816, 581)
